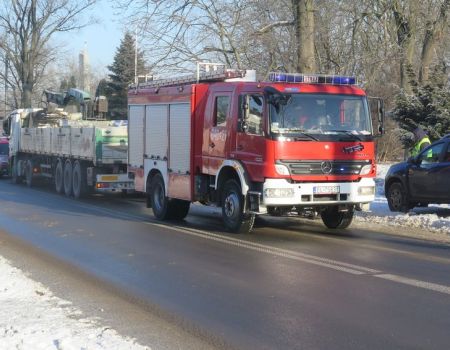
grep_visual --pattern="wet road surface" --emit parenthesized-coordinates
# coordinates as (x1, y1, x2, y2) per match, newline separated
(0, 179, 449, 349)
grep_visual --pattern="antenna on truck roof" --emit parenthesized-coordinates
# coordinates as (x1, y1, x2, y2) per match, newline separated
(131, 62, 248, 90)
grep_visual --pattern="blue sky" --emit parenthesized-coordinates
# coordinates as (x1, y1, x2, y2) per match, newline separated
(57, 0, 125, 72)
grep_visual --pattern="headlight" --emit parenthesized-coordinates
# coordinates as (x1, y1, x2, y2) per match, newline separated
(275, 164, 290, 175)
(359, 164, 372, 175)
(358, 186, 375, 196)
(264, 188, 295, 198)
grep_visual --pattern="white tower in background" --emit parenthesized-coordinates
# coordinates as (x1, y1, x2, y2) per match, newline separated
(78, 44, 91, 93)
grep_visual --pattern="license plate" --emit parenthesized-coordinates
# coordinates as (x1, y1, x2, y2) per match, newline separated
(313, 185, 340, 194)
(100, 175, 118, 181)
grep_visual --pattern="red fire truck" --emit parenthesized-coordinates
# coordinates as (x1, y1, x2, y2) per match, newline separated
(128, 65, 384, 233)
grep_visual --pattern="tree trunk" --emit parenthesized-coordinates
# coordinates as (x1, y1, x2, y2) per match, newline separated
(392, 0, 416, 92)
(292, 0, 316, 73)
(418, 0, 450, 83)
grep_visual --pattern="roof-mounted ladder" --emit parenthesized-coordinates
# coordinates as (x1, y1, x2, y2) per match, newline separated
(131, 62, 247, 90)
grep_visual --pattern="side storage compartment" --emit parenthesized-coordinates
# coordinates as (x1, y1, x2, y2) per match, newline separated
(167, 103, 192, 200)
(128, 105, 145, 192)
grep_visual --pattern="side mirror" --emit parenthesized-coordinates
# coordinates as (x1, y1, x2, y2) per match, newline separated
(407, 156, 419, 165)
(264, 86, 291, 107)
(242, 95, 250, 121)
(2, 118, 10, 136)
(368, 97, 385, 136)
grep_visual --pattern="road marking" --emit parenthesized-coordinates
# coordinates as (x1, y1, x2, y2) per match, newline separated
(375, 274, 450, 295)
(51, 201, 450, 296)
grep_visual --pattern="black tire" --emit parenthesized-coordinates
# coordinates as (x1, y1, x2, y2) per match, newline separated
(63, 159, 73, 197)
(149, 173, 171, 220)
(25, 160, 33, 187)
(221, 179, 255, 233)
(170, 199, 191, 220)
(321, 206, 354, 229)
(54, 159, 64, 194)
(11, 158, 22, 184)
(386, 182, 410, 213)
(72, 160, 87, 199)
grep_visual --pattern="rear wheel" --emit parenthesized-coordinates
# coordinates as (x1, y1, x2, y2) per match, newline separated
(72, 160, 87, 199)
(54, 159, 64, 194)
(321, 206, 354, 229)
(386, 182, 410, 213)
(221, 179, 255, 233)
(63, 159, 73, 197)
(149, 173, 170, 220)
(170, 199, 190, 220)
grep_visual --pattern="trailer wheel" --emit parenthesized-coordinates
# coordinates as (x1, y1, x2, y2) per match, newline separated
(169, 199, 190, 220)
(25, 160, 33, 187)
(63, 159, 73, 197)
(149, 173, 170, 220)
(54, 159, 64, 194)
(221, 179, 255, 233)
(320, 206, 354, 229)
(72, 161, 87, 199)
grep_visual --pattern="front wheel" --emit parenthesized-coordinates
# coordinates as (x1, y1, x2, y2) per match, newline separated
(25, 160, 33, 187)
(386, 182, 410, 213)
(11, 158, 22, 184)
(321, 206, 354, 229)
(221, 179, 255, 233)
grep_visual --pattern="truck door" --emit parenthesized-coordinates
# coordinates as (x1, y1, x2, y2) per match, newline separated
(234, 94, 265, 182)
(203, 92, 232, 174)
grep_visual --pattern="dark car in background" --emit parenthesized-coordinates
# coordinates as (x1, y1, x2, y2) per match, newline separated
(0, 137, 9, 178)
(385, 135, 450, 212)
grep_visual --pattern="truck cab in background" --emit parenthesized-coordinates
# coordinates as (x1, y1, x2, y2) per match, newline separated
(0, 136, 9, 178)
(128, 66, 384, 233)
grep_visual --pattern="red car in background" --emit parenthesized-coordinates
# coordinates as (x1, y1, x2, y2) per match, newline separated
(0, 137, 9, 178)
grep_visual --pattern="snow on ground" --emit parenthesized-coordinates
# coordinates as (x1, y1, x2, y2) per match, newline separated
(355, 163, 450, 235)
(1, 163, 449, 349)
(0, 256, 149, 349)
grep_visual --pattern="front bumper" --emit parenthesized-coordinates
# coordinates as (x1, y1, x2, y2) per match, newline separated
(262, 177, 375, 207)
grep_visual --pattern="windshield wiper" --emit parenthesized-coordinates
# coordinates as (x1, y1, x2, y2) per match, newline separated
(277, 129, 319, 141)
(294, 132, 319, 141)
(326, 130, 362, 141)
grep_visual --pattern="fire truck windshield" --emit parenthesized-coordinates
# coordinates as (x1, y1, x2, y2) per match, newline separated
(269, 94, 373, 140)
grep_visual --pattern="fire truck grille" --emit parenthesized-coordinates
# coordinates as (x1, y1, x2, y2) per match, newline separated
(279, 160, 371, 176)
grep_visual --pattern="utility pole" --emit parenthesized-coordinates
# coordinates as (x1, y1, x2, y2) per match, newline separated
(134, 27, 138, 86)
(4, 57, 8, 119)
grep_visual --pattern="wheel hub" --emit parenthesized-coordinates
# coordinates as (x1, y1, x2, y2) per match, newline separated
(224, 194, 237, 218)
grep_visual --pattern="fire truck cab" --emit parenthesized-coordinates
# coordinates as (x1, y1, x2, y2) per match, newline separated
(128, 65, 384, 233)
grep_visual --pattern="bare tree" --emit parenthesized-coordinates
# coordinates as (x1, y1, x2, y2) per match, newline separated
(418, 0, 450, 83)
(0, 0, 97, 108)
(292, 0, 316, 72)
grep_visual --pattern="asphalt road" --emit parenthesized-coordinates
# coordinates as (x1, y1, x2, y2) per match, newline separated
(0, 178, 449, 350)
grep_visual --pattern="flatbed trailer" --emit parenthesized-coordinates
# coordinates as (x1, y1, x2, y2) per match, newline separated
(3, 109, 133, 197)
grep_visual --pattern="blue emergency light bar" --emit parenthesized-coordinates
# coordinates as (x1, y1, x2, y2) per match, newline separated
(268, 72, 357, 85)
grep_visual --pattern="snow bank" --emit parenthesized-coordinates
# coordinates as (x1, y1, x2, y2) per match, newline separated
(354, 163, 450, 235)
(0, 256, 149, 350)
